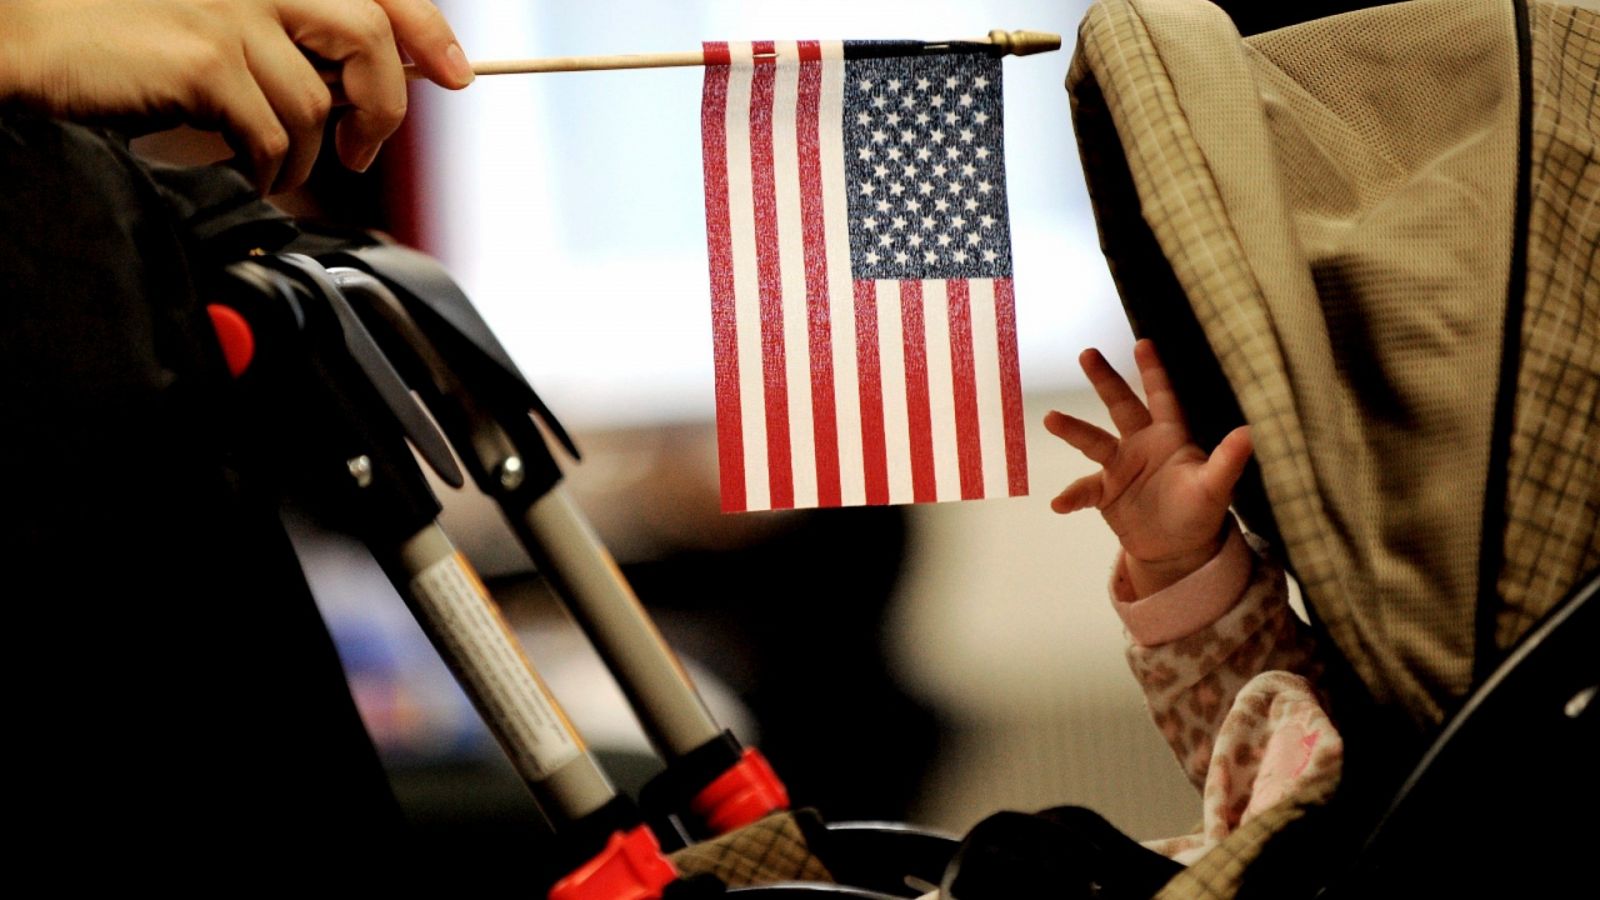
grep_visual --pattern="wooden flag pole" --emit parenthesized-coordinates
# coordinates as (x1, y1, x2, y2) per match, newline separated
(402, 29, 1060, 80)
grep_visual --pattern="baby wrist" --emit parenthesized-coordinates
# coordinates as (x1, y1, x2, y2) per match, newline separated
(1124, 520, 1235, 598)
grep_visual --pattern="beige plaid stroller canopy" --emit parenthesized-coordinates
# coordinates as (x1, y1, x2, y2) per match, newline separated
(1069, 0, 1598, 893)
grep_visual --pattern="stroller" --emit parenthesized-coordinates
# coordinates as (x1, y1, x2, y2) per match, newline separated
(1058, 0, 1599, 895)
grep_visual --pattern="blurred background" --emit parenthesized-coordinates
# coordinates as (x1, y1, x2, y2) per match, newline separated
(141, 0, 1203, 848)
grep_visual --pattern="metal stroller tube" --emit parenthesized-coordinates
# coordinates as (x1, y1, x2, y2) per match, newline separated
(209, 255, 688, 900)
(323, 251, 791, 836)
(393, 520, 616, 823)
(517, 486, 724, 760)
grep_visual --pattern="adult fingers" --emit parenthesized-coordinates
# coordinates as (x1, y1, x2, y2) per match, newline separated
(242, 30, 333, 193)
(373, 0, 474, 88)
(277, 0, 407, 172)
(1044, 411, 1118, 466)
(197, 55, 289, 194)
(1199, 424, 1253, 502)
(1133, 339, 1188, 429)
(1080, 348, 1152, 437)
(1051, 474, 1105, 514)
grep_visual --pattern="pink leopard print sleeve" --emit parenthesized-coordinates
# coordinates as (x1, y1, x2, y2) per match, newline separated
(1142, 670, 1343, 864)
(1115, 531, 1327, 790)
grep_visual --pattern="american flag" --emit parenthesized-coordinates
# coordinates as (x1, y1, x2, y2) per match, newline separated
(702, 40, 1027, 512)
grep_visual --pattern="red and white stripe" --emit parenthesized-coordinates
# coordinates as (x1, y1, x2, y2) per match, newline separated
(703, 41, 1028, 512)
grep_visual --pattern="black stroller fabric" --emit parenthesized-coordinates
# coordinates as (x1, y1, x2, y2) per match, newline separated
(0, 114, 404, 870)
(939, 807, 1182, 900)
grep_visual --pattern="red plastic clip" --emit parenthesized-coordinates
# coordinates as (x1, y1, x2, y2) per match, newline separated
(206, 304, 256, 378)
(688, 747, 790, 835)
(547, 826, 676, 900)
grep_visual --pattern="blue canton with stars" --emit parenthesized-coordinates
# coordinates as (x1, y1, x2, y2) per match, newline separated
(842, 47, 1012, 281)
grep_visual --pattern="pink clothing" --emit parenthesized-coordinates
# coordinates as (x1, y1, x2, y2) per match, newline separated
(1112, 523, 1344, 864)
(1112, 524, 1255, 647)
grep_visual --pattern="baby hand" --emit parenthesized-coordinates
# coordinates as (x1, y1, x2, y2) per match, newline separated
(1045, 339, 1252, 597)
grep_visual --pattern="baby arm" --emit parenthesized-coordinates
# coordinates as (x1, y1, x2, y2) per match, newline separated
(1047, 340, 1324, 787)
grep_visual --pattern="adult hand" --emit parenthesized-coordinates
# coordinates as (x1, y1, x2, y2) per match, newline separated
(0, 0, 474, 193)
(1045, 339, 1253, 595)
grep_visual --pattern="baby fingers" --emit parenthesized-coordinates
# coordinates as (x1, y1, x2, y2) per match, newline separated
(1051, 474, 1105, 514)
(1080, 348, 1152, 437)
(1044, 410, 1118, 465)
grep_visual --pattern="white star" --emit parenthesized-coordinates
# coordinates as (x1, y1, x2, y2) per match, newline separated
(974, 76, 990, 89)
(962, 163, 977, 178)
(871, 129, 887, 144)
(909, 234, 924, 248)
(916, 77, 931, 91)
(930, 95, 944, 108)
(921, 215, 936, 230)
(978, 179, 993, 194)
(979, 214, 996, 229)
(878, 233, 894, 248)
(951, 215, 967, 229)
(982, 248, 998, 263)
(901, 129, 916, 144)
(895, 250, 910, 265)
(915, 147, 932, 161)
(959, 93, 974, 108)
(858, 78, 873, 91)
(967, 232, 982, 246)
(960, 128, 975, 143)
(888, 78, 902, 91)
(964, 197, 979, 211)
(871, 94, 888, 109)
(933, 163, 948, 178)
(945, 181, 962, 195)
(876, 198, 892, 213)
(904, 164, 920, 178)
(924, 250, 938, 264)
(953, 249, 969, 263)
(863, 216, 879, 230)
(944, 111, 958, 124)
(937, 233, 953, 247)
(946, 146, 962, 160)
(900, 93, 915, 109)
(975, 111, 990, 125)
(915, 112, 931, 126)
(904, 198, 920, 212)
(930, 129, 945, 144)
(874, 164, 889, 178)
(934, 198, 950, 212)
(892, 215, 907, 230)
(857, 147, 873, 161)
(889, 182, 905, 196)
(856, 111, 871, 127)
(918, 181, 934, 195)
(886, 111, 901, 126)
(858, 182, 875, 197)
(865, 250, 881, 265)
(945, 75, 959, 89)
(887, 147, 903, 161)
(976, 147, 991, 160)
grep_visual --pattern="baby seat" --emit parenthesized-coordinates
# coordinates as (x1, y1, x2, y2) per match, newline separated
(1060, 0, 1600, 895)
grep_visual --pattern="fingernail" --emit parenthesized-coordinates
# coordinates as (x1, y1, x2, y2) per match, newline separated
(353, 142, 381, 173)
(446, 43, 475, 86)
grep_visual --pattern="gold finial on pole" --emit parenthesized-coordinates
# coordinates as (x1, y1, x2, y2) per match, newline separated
(984, 29, 1063, 57)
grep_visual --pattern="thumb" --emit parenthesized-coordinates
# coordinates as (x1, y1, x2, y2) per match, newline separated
(1199, 424, 1253, 502)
